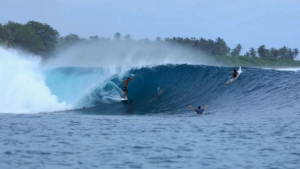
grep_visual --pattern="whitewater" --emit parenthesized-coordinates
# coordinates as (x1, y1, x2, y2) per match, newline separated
(1, 47, 300, 169)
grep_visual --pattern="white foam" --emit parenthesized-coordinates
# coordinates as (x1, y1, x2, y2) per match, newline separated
(274, 68, 300, 72)
(0, 47, 71, 113)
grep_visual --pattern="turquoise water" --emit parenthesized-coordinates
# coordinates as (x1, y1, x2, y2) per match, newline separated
(1, 65, 300, 168)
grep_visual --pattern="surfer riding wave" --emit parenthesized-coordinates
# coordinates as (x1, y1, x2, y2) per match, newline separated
(122, 75, 135, 99)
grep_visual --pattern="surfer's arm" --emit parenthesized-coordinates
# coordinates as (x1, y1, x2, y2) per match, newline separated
(189, 105, 195, 111)
(204, 105, 209, 110)
(130, 75, 135, 80)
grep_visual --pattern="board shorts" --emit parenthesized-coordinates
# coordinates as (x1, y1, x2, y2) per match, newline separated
(123, 86, 128, 92)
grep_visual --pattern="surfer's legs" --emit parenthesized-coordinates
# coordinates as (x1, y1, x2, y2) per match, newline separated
(123, 91, 127, 99)
(123, 87, 128, 99)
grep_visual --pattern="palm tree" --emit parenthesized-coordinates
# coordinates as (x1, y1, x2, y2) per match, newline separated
(213, 37, 230, 56)
(279, 46, 288, 59)
(236, 44, 242, 53)
(270, 48, 279, 59)
(244, 52, 250, 57)
(165, 37, 171, 42)
(114, 32, 121, 40)
(207, 39, 214, 54)
(249, 48, 256, 57)
(287, 48, 294, 60)
(231, 43, 242, 56)
(257, 45, 267, 58)
(124, 34, 131, 40)
(293, 48, 299, 63)
(155, 36, 162, 42)
(184, 37, 192, 46)
(198, 38, 208, 54)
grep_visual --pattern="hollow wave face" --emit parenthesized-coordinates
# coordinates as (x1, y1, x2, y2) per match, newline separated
(2, 45, 300, 114)
(45, 65, 300, 115)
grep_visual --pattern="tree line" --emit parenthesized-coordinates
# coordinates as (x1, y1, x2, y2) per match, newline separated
(0, 20, 299, 61)
(0, 21, 59, 58)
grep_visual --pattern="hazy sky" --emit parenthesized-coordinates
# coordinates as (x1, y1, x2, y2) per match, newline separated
(1, 0, 299, 53)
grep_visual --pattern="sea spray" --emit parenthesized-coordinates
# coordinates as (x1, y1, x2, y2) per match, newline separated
(0, 48, 70, 113)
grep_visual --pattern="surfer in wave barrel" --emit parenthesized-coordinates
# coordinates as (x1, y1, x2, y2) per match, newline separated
(122, 75, 135, 99)
(189, 105, 208, 115)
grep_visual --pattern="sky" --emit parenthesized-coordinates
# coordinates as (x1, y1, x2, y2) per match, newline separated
(1, 0, 299, 53)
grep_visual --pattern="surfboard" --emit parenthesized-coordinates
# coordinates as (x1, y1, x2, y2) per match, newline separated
(226, 67, 242, 85)
(121, 97, 128, 101)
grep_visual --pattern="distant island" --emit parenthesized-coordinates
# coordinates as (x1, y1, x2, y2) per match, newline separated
(0, 20, 299, 68)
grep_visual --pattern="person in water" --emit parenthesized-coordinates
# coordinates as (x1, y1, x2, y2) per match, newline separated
(122, 75, 135, 99)
(230, 69, 239, 78)
(189, 105, 208, 114)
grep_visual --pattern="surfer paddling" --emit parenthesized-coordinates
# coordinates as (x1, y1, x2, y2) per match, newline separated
(189, 105, 208, 115)
(230, 69, 239, 79)
(122, 75, 135, 99)
(226, 68, 240, 85)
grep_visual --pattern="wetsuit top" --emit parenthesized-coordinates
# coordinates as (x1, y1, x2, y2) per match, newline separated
(232, 72, 238, 78)
(195, 109, 204, 114)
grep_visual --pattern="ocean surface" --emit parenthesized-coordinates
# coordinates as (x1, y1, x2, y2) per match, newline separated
(1, 48, 300, 168)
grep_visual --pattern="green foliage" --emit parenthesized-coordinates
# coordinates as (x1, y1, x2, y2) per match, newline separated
(26, 21, 59, 57)
(65, 34, 83, 44)
(0, 24, 14, 47)
(231, 44, 242, 56)
(213, 37, 231, 56)
(294, 48, 299, 59)
(212, 55, 300, 68)
(56, 33, 86, 51)
(249, 48, 256, 57)
(258, 45, 267, 58)
(5, 21, 45, 55)
(0, 20, 299, 67)
(0, 21, 59, 58)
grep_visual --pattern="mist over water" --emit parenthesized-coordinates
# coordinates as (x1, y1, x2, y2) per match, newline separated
(44, 41, 211, 69)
